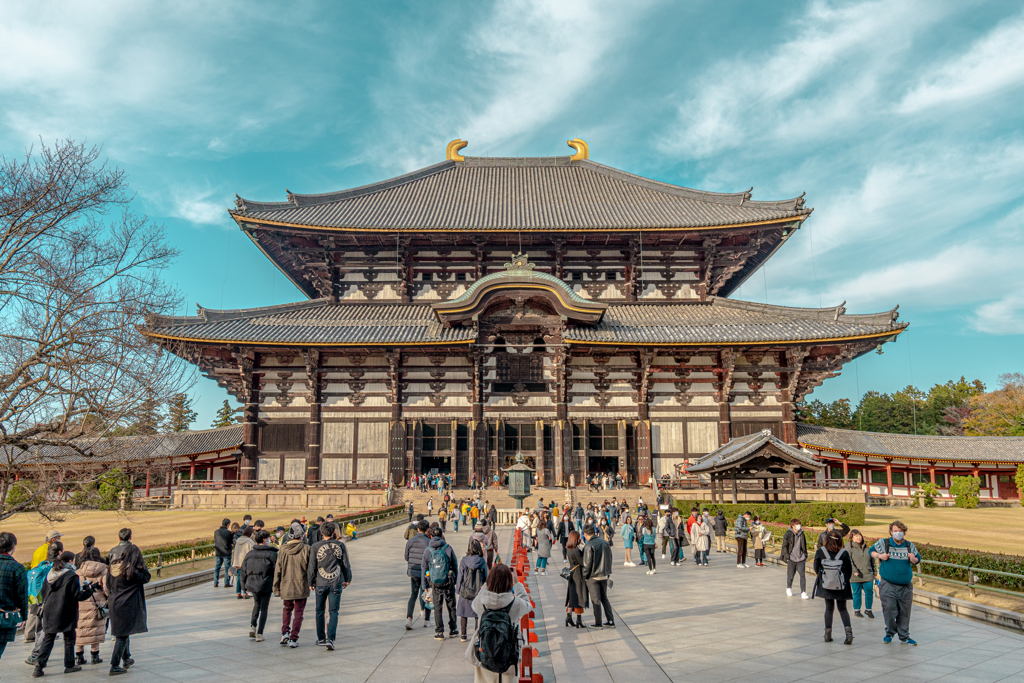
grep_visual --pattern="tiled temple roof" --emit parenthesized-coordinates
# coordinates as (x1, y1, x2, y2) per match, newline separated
(232, 156, 810, 231)
(144, 297, 904, 347)
(688, 430, 824, 473)
(798, 424, 1024, 464)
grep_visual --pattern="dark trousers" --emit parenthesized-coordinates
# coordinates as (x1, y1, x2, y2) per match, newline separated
(36, 630, 76, 671)
(214, 556, 232, 585)
(486, 549, 494, 569)
(250, 590, 272, 634)
(314, 584, 342, 642)
(644, 545, 656, 571)
(586, 578, 613, 625)
(431, 582, 457, 635)
(824, 599, 851, 630)
(0, 640, 6, 660)
(787, 560, 807, 592)
(281, 598, 307, 640)
(879, 580, 913, 640)
(110, 636, 131, 668)
(736, 537, 748, 565)
(408, 576, 429, 620)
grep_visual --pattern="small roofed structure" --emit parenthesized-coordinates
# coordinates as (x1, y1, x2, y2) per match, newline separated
(688, 429, 825, 504)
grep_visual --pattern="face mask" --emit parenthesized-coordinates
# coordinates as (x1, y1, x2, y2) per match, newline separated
(826, 524, 834, 530)
(892, 531, 905, 541)
(794, 525, 802, 532)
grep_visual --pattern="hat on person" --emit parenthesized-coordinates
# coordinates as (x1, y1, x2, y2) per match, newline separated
(275, 525, 286, 532)
(825, 517, 836, 523)
(46, 530, 63, 541)
(290, 522, 304, 537)
(474, 522, 484, 530)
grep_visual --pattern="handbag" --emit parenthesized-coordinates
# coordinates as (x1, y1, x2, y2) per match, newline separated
(91, 592, 108, 620)
(0, 609, 23, 629)
(559, 563, 579, 581)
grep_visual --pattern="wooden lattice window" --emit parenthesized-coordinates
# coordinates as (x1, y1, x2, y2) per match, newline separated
(497, 353, 542, 383)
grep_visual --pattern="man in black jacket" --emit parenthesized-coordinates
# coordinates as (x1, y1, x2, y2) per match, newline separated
(404, 520, 430, 630)
(815, 517, 850, 551)
(582, 524, 615, 629)
(306, 517, 324, 546)
(106, 529, 132, 566)
(214, 519, 233, 587)
(307, 522, 352, 651)
(241, 530, 278, 641)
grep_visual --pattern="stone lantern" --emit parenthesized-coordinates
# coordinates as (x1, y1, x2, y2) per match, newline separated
(506, 451, 534, 509)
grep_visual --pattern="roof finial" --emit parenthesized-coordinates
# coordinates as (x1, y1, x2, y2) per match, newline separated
(446, 139, 468, 161)
(504, 253, 535, 271)
(567, 138, 589, 161)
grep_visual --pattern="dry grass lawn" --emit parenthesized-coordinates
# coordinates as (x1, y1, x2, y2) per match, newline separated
(2, 508, 349, 564)
(857, 506, 1024, 555)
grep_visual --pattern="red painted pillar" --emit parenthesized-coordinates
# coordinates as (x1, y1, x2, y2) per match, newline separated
(928, 462, 936, 484)
(145, 466, 151, 497)
(190, 458, 196, 479)
(842, 454, 849, 478)
(885, 460, 893, 497)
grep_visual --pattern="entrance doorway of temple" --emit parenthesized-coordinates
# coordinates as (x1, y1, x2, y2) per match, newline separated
(587, 456, 618, 475)
(421, 456, 452, 475)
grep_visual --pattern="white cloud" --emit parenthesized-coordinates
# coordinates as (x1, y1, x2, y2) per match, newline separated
(662, 0, 940, 158)
(972, 293, 1024, 335)
(371, 0, 658, 171)
(170, 189, 230, 226)
(899, 9, 1024, 114)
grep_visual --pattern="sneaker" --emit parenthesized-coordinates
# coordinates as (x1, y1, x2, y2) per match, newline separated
(64, 666, 83, 674)
(801, 592, 809, 600)
(854, 610, 863, 618)
(249, 627, 256, 639)
(281, 634, 291, 645)
(325, 640, 335, 651)
(661, 554, 666, 559)
(434, 633, 445, 641)
(703, 563, 709, 567)
(288, 640, 299, 648)
(786, 588, 793, 596)
(671, 562, 677, 566)
(651, 568, 656, 575)
(449, 631, 459, 639)
(902, 639, 917, 646)
(646, 570, 651, 575)
(315, 639, 327, 646)
(26, 656, 38, 665)
(213, 583, 219, 588)
(865, 610, 875, 619)
(255, 634, 264, 642)
(736, 565, 743, 569)
(33, 669, 44, 678)
(883, 635, 893, 644)
(108, 667, 128, 676)
(237, 594, 244, 600)
(604, 621, 616, 628)
(122, 658, 134, 669)
(405, 618, 413, 631)
(460, 635, 467, 643)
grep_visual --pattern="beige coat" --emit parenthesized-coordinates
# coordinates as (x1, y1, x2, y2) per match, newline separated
(273, 540, 310, 601)
(232, 535, 255, 568)
(75, 560, 109, 646)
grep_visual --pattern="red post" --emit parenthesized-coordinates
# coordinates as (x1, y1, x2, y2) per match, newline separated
(190, 458, 196, 479)
(842, 454, 848, 478)
(145, 466, 151, 497)
(885, 460, 892, 497)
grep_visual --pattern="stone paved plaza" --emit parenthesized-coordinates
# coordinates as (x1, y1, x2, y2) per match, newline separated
(3, 525, 1023, 683)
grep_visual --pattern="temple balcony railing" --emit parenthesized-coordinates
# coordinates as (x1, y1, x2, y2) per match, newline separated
(177, 479, 388, 491)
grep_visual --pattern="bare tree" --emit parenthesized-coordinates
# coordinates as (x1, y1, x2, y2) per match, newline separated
(0, 139, 194, 521)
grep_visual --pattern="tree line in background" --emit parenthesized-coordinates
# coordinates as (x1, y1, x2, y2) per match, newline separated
(798, 373, 1024, 436)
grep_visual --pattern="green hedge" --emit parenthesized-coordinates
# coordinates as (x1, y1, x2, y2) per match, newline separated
(671, 500, 865, 526)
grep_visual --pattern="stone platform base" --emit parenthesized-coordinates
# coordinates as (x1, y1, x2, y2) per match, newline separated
(173, 488, 387, 510)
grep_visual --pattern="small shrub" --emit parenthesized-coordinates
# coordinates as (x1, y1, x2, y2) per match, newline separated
(949, 475, 980, 509)
(1015, 464, 1024, 501)
(5, 480, 42, 508)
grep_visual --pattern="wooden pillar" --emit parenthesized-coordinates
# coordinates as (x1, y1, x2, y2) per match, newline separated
(790, 472, 797, 503)
(928, 462, 936, 484)
(189, 457, 196, 479)
(412, 420, 423, 477)
(495, 420, 505, 481)
(773, 476, 779, 503)
(145, 465, 151, 497)
(731, 472, 738, 504)
(582, 418, 590, 480)
(886, 460, 893, 497)
(452, 418, 461, 486)
(718, 400, 732, 447)
(781, 388, 798, 446)
(390, 421, 407, 486)
(559, 421, 574, 486)
(763, 477, 769, 503)
(240, 358, 261, 483)
(710, 473, 716, 504)
(617, 419, 628, 485)
(168, 458, 173, 496)
(307, 401, 322, 485)
(842, 454, 849, 478)
(637, 406, 652, 485)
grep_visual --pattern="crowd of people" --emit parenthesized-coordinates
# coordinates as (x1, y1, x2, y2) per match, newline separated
(0, 495, 926, 683)
(0, 528, 150, 677)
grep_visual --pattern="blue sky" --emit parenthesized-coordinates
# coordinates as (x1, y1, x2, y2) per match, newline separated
(3, 0, 1022, 427)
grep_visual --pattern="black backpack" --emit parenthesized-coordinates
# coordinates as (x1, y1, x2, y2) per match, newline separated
(475, 601, 519, 675)
(460, 565, 485, 600)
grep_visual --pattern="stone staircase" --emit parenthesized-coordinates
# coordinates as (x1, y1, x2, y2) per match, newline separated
(395, 486, 652, 512)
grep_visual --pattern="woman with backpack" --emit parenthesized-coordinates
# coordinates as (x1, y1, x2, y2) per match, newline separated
(813, 529, 854, 645)
(564, 531, 587, 628)
(107, 543, 150, 675)
(74, 547, 109, 666)
(846, 529, 876, 619)
(456, 539, 488, 643)
(34, 547, 95, 676)
(641, 518, 658, 575)
(466, 563, 531, 682)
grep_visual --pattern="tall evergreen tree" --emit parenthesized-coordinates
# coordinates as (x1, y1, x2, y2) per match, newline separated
(211, 400, 236, 428)
(166, 393, 197, 432)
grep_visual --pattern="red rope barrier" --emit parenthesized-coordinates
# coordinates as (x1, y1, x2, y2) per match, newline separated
(511, 528, 543, 683)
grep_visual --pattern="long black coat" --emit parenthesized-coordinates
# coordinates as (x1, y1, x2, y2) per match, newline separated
(107, 563, 151, 638)
(812, 547, 853, 601)
(40, 569, 93, 634)
(564, 546, 588, 610)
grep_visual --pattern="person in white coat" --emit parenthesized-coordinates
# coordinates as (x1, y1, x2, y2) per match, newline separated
(690, 515, 711, 566)
(465, 564, 531, 683)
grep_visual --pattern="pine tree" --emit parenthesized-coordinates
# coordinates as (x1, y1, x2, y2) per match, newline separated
(166, 393, 198, 432)
(211, 400, 237, 428)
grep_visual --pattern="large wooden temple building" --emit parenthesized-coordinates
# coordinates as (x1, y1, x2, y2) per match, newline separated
(144, 139, 907, 488)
